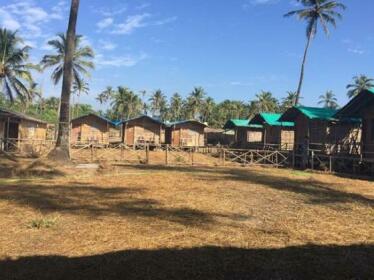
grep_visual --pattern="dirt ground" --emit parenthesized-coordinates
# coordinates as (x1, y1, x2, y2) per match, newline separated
(0, 158, 373, 280)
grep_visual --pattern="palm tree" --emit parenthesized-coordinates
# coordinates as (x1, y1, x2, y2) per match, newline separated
(111, 87, 142, 120)
(188, 87, 206, 120)
(96, 86, 114, 104)
(71, 79, 89, 118)
(149, 89, 167, 117)
(285, 0, 345, 105)
(20, 82, 41, 112)
(254, 91, 279, 113)
(48, 0, 81, 160)
(201, 97, 215, 123)
(318, 90, 338, 109)
(41, 33, 94, 86)
(0, 29, 34, 102)
(169, 93, 183, 121)
(281, 91, 298, 111)
(346, 75, 374, 98)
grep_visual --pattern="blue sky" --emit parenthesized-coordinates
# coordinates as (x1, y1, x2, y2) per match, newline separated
(0, 0, 373, 109)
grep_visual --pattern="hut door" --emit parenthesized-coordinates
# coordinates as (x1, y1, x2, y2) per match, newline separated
(172, 129, 180, 146)
(5, 122, 19, 139)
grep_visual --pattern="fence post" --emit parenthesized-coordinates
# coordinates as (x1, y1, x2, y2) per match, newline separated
(90, 144, 94, 162)
(191, 148, 194, 166)
(165, 144, 169, 165)
(121, 144, 124, 160)
(329, 156, 332, 173)
(223, 149, 226, 166)
(311, 150, 314, 170)
(145, 144, 149, 164)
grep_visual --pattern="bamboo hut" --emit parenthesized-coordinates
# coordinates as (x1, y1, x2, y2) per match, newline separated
(335, 88, 374, 158)
(165, 120, 207, 147)
(205, 127, 235, 145)
(71, 113, 120, 145)
(249, 113, 294, 150)
(279, 106, 361, 154)
(121, 115, 166, 146)
(223, 119, 263, 148)
(0, 108, 47, 152)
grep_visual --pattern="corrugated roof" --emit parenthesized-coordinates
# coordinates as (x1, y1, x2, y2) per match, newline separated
(72, 113, 118, 126)
(166, 120, 208, 127)
(122, 115, 165, 125)
(279, 106, 338, 122)
(223, 119, 263, 129)
(251, 113, 294, 127)
(0, 108, 47, 124)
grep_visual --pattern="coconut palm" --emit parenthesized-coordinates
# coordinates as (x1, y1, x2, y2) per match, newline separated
(41, 33, 94, 86)
(111, 87, 142, 120)
(318, 90, 338, 109)
(254, 91, 279, 113)
(71, 79, 89, 118)
(285, 0, 346, 105)
(188, 87, 206, 119)
(169, 93, 183, 121)
(281, 91, 298, 111)
(48, 0, 81, 160)
(201, 97, 215, 123)
(149, 89, 167, 117)
(0, 29, 34, 102)
(96, 86, 114, 105)
(346, 75, 374, 98)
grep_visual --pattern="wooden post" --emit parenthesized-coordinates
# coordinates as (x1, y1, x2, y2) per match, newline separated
(311, 150, 314, 170)
(165, 144, 169, 165)
(292, 150, 295, 168)
(191, 148, 194, 166)
(223, 149, 226, 166)
(329, 156, 332, 173)
(90, 144, 94, 161)
(145, 144, 149, 164)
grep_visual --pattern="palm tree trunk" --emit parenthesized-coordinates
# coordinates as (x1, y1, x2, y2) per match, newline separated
(49, 0, 80, 161)
(295, 32, 313, 105)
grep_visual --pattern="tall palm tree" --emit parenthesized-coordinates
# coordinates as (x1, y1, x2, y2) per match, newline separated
(254, 91, 279, 113)
(285, 0, 345, 105)
(169, 93, 183, 121)
(41, 33, 94, 86)
(149, 89, 166, 117)
(111, 87, 142, 120)
(0, 29, 34, 102)
(188, 86, 206, 120)
(318, 90, 338, 109)
(48, 0, 80, 160)
(71, 79, 89, 118)
(346, 75, 374, 98)
(96, 86, 114, 105)
(20, 82, 41, 112)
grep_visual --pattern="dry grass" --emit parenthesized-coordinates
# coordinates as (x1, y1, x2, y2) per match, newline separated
(0, 159, 373, 279)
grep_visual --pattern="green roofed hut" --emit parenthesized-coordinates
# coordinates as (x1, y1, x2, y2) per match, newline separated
(223, 119, 263, 148)
(165, 120, 207, 147)
(249, 113, 295, 150)
(335, 89, 374, 158)
(279, 106, 361, 154)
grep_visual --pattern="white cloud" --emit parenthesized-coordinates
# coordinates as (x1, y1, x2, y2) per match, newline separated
(153, 16, 178, 26)
(136, 3, 151, 10)
(98, 39, 117, 51)
(0, 1, 66, 38)
(111, 13, 150, 35)
(230, 81, 254, 86)
(97, 17, 114, 30)
(95, 53, 148, 67)
(348, 48, 365, 55)
(242, 0, 280, 9)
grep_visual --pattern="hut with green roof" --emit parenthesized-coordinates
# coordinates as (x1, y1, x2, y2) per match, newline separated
(335, 89, 374, 158)
(165, 120, 207, 147)
(249, 113, 295, 150)
(279, 106, 360, 153)
(223, 119, 263, 148)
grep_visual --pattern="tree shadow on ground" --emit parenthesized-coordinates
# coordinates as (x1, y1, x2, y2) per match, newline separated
(0, 244, 372, 280)
(0, 182, 248, 227)
(122, 164, 374, 207)
(0, 159, 65, 178)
